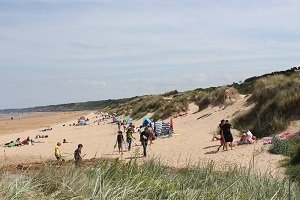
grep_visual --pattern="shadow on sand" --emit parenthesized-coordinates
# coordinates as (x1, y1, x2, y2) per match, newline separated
(204, 150, 218, 155)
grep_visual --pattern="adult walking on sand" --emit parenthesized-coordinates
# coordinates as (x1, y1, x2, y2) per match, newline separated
(222, 120, 234, 151)
(140, 128, 150, 157)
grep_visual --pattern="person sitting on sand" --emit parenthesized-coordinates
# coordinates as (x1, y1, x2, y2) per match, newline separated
(55, 142, 62, 161)
(63, 139, 69, 144)
(15, 138, 21, 146)
(4, 141, 16, 147)
(20, 137, 30, 145)
(115, 131, 125, 155)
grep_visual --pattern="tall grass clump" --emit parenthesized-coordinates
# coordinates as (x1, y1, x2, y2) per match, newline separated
(192, 91, 211, 112)
(1, 159, 300, 199)
(234, 72, 300, 138)
(270, 135, 300, 182)
(0, 171, 46, 199)
(152, 94, 189, 120)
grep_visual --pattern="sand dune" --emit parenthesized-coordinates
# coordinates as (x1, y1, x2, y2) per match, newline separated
(1, 96, 297, 177)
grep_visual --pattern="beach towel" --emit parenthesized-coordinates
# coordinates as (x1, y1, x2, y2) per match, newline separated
(155, 121, 163, 136)
(161, 122, 170, 136)
(262, 137, 273, 144)
(277, 132, 297, 139)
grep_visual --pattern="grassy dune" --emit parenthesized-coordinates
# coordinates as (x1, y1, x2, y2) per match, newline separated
(1, 159, 299, 199)
(233, 72, 300, 137)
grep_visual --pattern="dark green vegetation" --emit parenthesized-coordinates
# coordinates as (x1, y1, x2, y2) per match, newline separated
(1, 159, 299, 199)
(269, 134, 300, 182)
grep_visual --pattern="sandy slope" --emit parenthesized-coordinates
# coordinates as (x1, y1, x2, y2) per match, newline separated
(1, 96, 297, 177)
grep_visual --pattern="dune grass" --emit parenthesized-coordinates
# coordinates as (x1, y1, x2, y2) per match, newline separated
(233, 72, 300, 138)
(0, 159, 299, 199)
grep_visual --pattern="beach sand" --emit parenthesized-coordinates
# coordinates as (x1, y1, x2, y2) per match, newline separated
(0, 111, 89, 135)
(1, 97, 298, 176)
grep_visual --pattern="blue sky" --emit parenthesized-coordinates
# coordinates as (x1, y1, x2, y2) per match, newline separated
(1, 0, 300, 109)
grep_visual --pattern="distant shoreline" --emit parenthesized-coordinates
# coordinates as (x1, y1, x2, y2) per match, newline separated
(0, 112, 62, 121)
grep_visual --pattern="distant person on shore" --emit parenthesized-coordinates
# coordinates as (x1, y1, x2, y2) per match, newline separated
(222, 120, 234, 151)
(115, 131, 125, 155)
(74, 144, 84, 166)
(55, 142, 62, 161)
(140, 128, 150, 157)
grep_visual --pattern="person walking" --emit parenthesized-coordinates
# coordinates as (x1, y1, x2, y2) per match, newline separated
(126, 128, 136, 151)
(74, 144, 83, 166)
(55, 142, 62, 162)
(115, 131, 125, 155)
(140, 128, 150, 157)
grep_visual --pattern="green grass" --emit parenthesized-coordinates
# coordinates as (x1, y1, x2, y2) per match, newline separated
(1, 159, 299, 199)
(269, 134, 300, 182)
(233, 72, 300, 138)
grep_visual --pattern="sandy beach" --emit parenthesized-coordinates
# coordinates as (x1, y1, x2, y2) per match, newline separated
(1, 96, 298, 176)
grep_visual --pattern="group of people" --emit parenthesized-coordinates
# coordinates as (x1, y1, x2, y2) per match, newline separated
(212, 119, 234, 151)
(54, 142, 84, 166)
(212, 119, 257, 151)
(115, 123, 155, 157)
(4, 137, 34, 147)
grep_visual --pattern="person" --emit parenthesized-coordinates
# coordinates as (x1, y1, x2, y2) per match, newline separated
(140, 128, 150, 157)
(15, 138, 21, 146)
(117, 121, 122, 131)
(21, 137, 30, 145)
(147, 124, 155, 145)
(217, 120, 226, 151)
(4, 141, 16, 147)
(63, 139, 68, 143)
(126, 128, 136, 151)
(222, 120, 234, 151)
(55, 142, 62, 161)
(74, 144, 83, 166)
(115, 131, 125, 154)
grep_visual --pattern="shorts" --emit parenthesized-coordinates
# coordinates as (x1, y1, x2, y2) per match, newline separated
(118, 143, 122, 149)
(56, 156, 62, 161)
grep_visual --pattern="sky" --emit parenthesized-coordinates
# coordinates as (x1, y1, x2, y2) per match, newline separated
(1, 0, 300, 109)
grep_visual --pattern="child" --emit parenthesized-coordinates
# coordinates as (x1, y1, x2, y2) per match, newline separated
(217, 120, 225, 151)
(115, 131, 125, 154)
(55, 142, 62, 161)
(126, 128, 136, 151)
(74, 144, 83, 166)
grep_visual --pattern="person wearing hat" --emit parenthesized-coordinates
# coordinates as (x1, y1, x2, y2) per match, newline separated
(74, 144, 83, 166)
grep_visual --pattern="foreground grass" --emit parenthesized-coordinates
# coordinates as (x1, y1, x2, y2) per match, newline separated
(0, 159, 299, 200)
